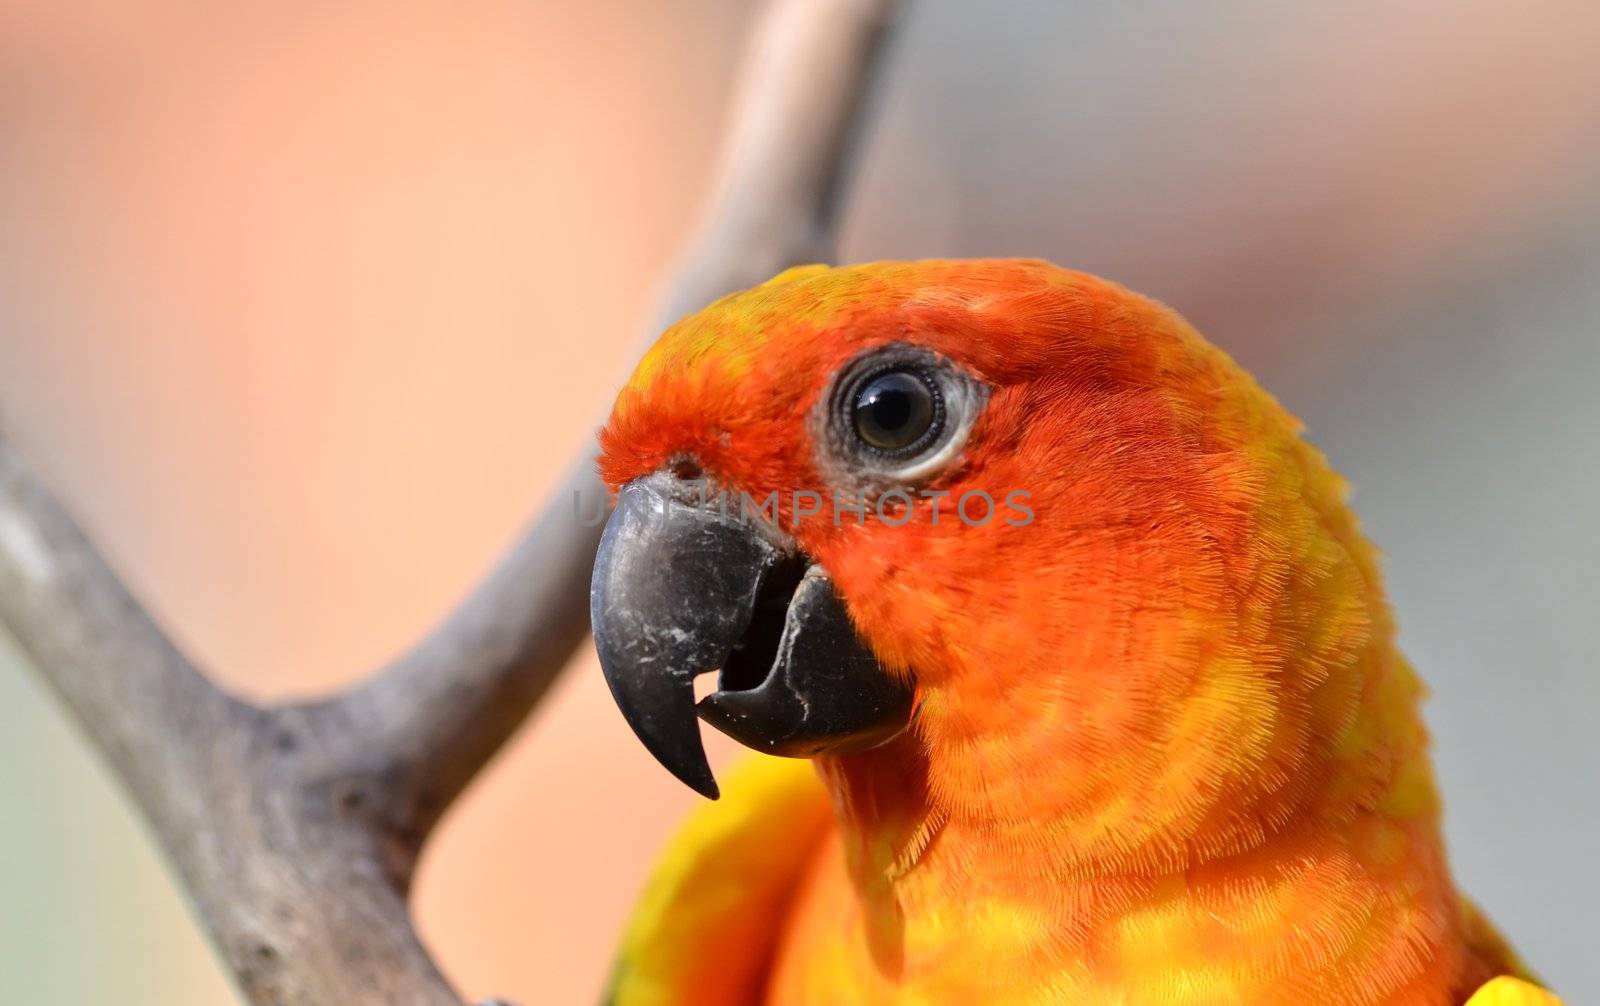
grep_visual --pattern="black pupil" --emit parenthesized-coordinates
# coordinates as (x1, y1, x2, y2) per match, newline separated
(853, 370, 936, 451)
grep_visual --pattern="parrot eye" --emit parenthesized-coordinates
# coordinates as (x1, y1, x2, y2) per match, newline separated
(820, 343, 987, 486)
(850, 368, 942, 456)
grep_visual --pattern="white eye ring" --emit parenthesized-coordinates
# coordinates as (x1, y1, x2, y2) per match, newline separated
(815, 344, 987, 490)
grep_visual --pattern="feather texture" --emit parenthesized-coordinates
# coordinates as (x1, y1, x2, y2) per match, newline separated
(601, 260, 1553, 1004)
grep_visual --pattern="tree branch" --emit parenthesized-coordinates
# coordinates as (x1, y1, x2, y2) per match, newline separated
(0, 0, 901, 1002)
(336, 0, 900, 838)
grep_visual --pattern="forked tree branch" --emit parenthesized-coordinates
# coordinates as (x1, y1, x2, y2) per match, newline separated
(0, 0, 900, 1002)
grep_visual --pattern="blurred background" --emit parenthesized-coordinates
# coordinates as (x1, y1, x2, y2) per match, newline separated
(2, 0, 1596, 1001)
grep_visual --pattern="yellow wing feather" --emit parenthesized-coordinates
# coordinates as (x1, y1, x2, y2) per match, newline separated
(607, 754, 831, 1006)
(1463, 977, 1564, 1005)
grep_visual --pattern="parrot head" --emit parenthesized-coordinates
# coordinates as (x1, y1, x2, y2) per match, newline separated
(593, 259, 1387, 871)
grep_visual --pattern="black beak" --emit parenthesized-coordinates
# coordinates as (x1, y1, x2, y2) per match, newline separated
(590, 475, 914, 798)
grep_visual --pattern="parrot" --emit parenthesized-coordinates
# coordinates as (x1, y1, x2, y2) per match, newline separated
(587, 259, 1560, 1005)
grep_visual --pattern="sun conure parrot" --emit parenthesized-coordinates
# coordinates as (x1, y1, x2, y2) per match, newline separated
(588, 259, 1559, 1005)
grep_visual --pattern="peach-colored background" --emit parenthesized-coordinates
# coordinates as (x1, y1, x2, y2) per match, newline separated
(3, 2, 1599, 1003)
(1, 2, 752, 1001)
